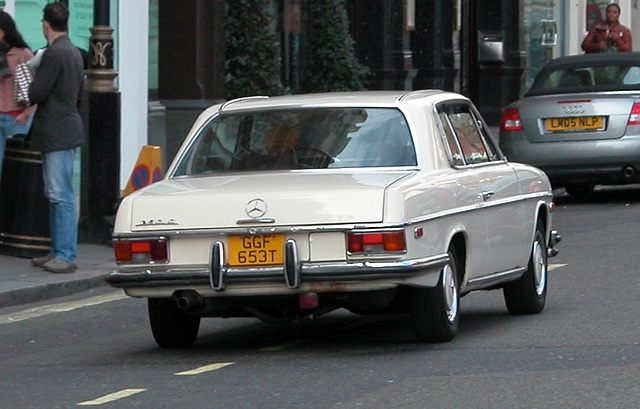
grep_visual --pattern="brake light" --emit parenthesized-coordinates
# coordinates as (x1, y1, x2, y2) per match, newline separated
(113, 239, 168, 262)
(628, 102, 640, 125)
(500, 108, 523, 131)
(347, 231, 406, 254)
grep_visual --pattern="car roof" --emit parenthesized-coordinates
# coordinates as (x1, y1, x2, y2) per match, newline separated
(218, 90, 452, 113)
(543, 51, 640, 69)
(526, 51, 640, 97)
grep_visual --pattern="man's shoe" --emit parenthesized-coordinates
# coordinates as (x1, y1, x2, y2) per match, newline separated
(43, 258, 77, 274)
(31, 254, 53, 267)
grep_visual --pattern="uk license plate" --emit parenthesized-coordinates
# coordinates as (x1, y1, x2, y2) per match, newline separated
(545, 116, 604, 132)
(228, 234, 285, 266)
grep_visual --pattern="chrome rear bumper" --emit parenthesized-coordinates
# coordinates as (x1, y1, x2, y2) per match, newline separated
(547, 229, 561, 257)
(106, 241, 449, 292)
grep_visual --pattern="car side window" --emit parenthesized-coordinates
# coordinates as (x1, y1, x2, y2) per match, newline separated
(477, 119, 501, 162)
(438, 112, 465, 166)
(622, 66, 640, 85)
(438, 103, 493, 165)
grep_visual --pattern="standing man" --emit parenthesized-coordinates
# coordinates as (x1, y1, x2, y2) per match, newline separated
(29, 2, 85, 274)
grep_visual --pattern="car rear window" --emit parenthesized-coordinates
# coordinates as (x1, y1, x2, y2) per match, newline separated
(528, 64, 640, 96)
(173, 107, 417, 175)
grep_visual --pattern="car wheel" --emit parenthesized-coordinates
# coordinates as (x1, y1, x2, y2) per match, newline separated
(564, 184, 593, 198)
(411, 249, 460, 343)
(148, 298, 201, 347)
(503, 227, 547, 314)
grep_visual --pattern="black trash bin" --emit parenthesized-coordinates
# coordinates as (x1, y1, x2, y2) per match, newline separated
(0, 136, 51, 258)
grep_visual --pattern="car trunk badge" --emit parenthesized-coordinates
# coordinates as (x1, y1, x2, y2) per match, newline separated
(245, 198, 268, 218)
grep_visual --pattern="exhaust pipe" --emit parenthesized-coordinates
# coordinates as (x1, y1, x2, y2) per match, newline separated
(175, 291, 203, 311)
(623, 166, 636, 179)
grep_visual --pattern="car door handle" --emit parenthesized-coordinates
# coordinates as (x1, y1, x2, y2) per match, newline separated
(481, 191, 494, 201)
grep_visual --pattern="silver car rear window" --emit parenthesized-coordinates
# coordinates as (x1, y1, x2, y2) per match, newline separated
(173, 107, 417, 176)
(529, 64, 640, 96)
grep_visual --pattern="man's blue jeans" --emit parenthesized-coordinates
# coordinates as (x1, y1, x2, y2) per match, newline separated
(42, 149, 77, 264)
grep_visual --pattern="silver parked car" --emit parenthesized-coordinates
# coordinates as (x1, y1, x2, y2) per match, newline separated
(107, 91, 560, 347)
(500, 52, 640, 197)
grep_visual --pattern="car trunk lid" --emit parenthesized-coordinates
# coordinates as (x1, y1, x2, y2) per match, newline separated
(128, 171, 412, 231)
(516, 92, 640, 142)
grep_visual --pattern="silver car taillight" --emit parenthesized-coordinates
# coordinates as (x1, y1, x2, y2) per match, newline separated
(628, 102, 640, 125)
(500, 108, 523, 131)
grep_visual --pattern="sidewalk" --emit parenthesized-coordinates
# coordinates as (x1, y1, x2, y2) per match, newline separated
(0, 243, 116, 309)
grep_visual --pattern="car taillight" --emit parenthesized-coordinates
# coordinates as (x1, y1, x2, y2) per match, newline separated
(113, 239, 168, 263)
(500, 108, 523, 131)
(347, 231, 406, 254)
(628, 102, 640, 125)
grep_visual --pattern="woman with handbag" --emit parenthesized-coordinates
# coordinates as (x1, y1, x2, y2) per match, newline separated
(0, 11, 36, 182)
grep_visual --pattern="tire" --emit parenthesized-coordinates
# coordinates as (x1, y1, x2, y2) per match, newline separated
(564, 184, 593, 198)
(411, 249, 460, 343)
(503, 228, 547, 314)
(148, 298, 201, 347)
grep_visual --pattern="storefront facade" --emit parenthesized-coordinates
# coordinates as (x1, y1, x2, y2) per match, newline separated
(5, 0, 640, 241)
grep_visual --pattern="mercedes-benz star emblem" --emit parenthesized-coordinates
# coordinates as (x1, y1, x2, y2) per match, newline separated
(245, 198, 268, 218)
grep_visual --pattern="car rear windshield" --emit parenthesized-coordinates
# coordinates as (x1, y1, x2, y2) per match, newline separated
(527, 63, 640, 96)
(173, 107, 417, 176)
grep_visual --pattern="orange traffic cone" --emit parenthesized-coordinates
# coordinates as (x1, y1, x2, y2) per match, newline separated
(122, 145, 164, 198)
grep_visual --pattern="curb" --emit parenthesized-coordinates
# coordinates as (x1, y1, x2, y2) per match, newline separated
(0, 274, 109, 309)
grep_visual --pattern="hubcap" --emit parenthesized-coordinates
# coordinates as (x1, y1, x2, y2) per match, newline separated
(532, 240, 546, 296)
(442, 264, 458, 323)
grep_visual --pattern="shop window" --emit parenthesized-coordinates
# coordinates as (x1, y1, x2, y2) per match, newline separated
(278, 0, 301, 92)
(586, 0, 607, 31)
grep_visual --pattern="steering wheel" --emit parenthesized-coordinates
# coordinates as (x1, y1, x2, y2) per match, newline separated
(295, 147, 335, 168)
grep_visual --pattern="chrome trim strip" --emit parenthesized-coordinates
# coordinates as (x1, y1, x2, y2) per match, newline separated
(114, 224, 408, 239)
(405, 192, 552, 225)
(464, 267, 527, 292)
(114, 193, 552, 239)
(106, 253, 450, 289)
(220, 95, 269, 112)
(236, 218, 276, 225)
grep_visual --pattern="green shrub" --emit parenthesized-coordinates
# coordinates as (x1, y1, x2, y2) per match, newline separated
(301, 0, 370, 92)
(225, 0, 286, 99)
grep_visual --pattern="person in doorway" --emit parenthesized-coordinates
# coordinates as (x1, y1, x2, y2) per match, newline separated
(0, 11, 36, 184)
(28, 3, 85, 274)
(581, 3, 632, 53)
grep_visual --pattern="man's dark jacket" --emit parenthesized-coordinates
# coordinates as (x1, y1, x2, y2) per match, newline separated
(28, 34, 84, 153)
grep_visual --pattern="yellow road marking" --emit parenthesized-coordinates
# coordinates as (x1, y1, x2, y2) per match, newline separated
(0, 292, 128, 325)
(175, 362, 235, 375)
(548, 263, 567, 271)
(77, 388, 146, 405)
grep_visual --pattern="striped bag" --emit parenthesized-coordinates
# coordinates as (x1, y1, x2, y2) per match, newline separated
(14, 50, 32, 106)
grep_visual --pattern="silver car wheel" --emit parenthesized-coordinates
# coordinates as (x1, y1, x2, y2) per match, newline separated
(442, 263, 459, 324)
(532, 240, 546, 297)
(411, 248, 460, 342)
(503, 227, 547, 315)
